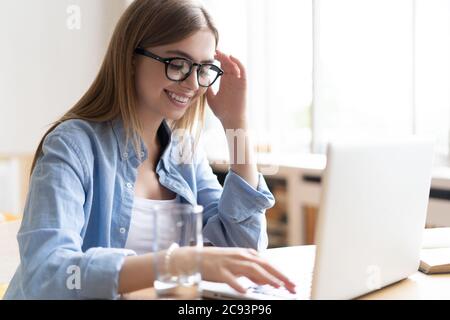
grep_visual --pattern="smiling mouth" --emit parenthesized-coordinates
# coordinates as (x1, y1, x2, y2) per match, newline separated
(164, 90, 193, 108)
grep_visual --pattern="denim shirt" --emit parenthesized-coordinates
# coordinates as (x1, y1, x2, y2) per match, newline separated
(5, 118, 275, 300)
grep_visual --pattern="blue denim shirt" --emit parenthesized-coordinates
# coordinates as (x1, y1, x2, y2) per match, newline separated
(5, 118, 274, 300)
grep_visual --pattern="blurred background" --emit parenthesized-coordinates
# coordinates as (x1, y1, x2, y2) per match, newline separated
(1, 0, 450, 247)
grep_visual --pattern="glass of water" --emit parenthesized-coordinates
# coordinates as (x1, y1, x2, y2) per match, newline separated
(151, 203, 203, 299)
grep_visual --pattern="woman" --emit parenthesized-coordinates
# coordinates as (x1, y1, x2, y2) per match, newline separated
(5, 0, 295, 299)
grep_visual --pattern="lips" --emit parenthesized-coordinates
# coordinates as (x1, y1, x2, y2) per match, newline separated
(164, 89, 193, 109)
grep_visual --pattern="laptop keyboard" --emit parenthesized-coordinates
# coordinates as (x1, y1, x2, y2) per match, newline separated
(246, 273, 313, 300)
(247, 285, 302, 299)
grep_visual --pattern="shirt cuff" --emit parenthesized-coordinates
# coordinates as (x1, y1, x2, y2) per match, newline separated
(218, 170, 275, 223)
(80, 248, 137, 300)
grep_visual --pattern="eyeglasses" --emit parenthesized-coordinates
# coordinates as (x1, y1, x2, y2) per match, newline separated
(134, 47, 224, 88)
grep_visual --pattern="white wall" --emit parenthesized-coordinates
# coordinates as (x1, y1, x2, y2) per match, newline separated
(0, 160, 20, 214)
(0, 0, 126, 154)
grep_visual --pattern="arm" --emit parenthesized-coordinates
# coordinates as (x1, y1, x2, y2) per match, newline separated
(195, 143, 274, 250)
(202, 50, 274, 250)
(118, 254, 156, 294)
(119, 247, 296, 295)
(13, 133, 135, 299)
(224, 119, 259, 189)
(206, 49, 258, 188)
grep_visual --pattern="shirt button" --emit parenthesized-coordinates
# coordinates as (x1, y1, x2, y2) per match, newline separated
(126, 183, 133, 189)
(123, 152, 129, 160)
(119, 228, 126, 234)
(140, 151, 145, 158)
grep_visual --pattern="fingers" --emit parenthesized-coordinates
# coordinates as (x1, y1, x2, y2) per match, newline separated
(247, 257, 297, 293)
(205, 86, 215, 103)
(222, 269, 247, 294)
(202, 247, 297, 295)
(229, 55, 247, 80)
(232, 249, 296, 294)
(215, 49, 241, 77)
(236, 262, 283, 289)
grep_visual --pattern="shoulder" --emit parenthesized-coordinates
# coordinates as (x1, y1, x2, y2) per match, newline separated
(38, 119, 116, 181)
(42, 119, 115, 167)
(45, 119, 112, 149)
(51, 119, 108, 140)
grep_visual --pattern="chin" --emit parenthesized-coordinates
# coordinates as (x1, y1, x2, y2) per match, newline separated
(163, 109, 189, 122)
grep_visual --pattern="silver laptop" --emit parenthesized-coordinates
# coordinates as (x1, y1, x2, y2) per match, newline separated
(201, 137, 435, 300)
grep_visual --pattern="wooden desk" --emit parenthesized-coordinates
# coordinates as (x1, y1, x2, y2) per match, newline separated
(125, 245, 450, 300)
(2, 224, 449, 300)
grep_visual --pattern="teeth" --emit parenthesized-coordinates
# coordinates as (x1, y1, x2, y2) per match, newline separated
(167, 91, 190, 103)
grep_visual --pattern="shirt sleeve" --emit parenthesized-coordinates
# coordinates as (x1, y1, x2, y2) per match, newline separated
(14, 132, 136, 300)
(194, 146, 275, 250)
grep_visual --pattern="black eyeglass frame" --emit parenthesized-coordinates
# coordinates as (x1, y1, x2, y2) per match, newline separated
(134, 47, 224, 87)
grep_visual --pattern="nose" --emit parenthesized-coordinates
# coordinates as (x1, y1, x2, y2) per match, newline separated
(180, 67, 200, 91)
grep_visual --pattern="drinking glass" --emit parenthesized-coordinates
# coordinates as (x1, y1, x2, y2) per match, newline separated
(151, 203, 203, 299)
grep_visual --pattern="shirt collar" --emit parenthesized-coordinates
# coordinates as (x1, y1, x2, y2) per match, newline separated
(111, 117, 172, 171)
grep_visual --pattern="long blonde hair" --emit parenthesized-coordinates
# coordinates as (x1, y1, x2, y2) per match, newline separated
(30, 0, 219, 173)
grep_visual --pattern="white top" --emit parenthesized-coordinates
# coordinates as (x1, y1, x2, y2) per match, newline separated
(125, 196, 177, 255)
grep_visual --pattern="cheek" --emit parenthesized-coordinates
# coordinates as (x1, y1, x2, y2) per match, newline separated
(135, 68, 168, 100)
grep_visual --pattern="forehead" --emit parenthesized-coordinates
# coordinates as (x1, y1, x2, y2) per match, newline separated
(156, 30, 217, 62)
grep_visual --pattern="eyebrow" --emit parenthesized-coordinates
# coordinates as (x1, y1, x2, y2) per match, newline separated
(165, 50, 215, 64)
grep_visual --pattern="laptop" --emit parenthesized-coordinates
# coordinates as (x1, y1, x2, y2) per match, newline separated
(201, 137, 435, 300)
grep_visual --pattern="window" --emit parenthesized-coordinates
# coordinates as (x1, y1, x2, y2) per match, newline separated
(202, 0, 313, 161)
(313, 0, 414, 153)
(415, 0, 450, 164)
(202, 0, 450, 166)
